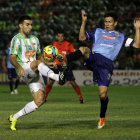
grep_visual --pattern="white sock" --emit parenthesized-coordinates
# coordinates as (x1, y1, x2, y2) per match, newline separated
(12, 101, 38, 120)
(38, 62, 59, 81)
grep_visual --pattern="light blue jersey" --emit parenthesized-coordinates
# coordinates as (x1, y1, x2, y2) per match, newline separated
(4, 48, 15, 68)
(86, 28, 134, 61)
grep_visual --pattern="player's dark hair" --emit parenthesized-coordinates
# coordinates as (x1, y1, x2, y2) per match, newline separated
(104, 11, 118, 22)
(18, 15, 32, 24)
(57, 30, 66, 36)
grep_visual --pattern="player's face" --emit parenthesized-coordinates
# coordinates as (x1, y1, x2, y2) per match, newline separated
(20, 20, 32, 36)
(104, 17, 117, 31)
(57, 33, 64, 43)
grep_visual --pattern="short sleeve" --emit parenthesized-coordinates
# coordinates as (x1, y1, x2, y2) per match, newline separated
(85, 29, 96, 40)
(123, 35, 134, 47)
(10, 37, 20, 55)
(36, 38, 41, 54)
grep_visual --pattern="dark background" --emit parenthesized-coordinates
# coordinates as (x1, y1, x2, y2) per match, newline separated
(0, 0, 140, 70)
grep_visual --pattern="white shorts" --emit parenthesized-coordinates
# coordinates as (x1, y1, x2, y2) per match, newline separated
(20, 63, 45, 93)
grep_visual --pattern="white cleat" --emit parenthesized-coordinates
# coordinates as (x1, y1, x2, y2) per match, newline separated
(11, 91, 14, 95)
(14, 89, 18, 94)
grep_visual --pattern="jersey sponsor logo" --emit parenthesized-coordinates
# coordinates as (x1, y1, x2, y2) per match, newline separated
(25, 50, 36, 58)
(102, 35, 116, 40)
(100, 43, 113, 48)
(15, 46, 18, 53)
(29, 45, 32, 50)
(62, 51, 66, 54)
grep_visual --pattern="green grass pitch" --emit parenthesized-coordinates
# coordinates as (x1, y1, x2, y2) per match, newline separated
(0, 85, 140, 140)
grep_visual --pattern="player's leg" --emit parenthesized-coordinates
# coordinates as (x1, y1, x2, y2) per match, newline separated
(96, 68, 112, 129)
(12, 68, 19, 94)
(67, 69, 84, 103)
(9, 89, 45, 131)
(45, 79, 55, 100)
(70, 80, 84, 103)
(9, 79, 14, 94)
(8, 63, 45, 131)
(97, 85, 108, 129)
(7, 68, 14, 94)
(14, 76, 19, 94)
(31, 60, 59, 81)
(66, 47, 89, 64)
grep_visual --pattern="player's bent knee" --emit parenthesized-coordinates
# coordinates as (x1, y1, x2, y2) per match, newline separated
(99, 95, 107, 100)
(99, 92, 107, 99)
(34, 99, 44, 107)
(33, 90, 45, 107)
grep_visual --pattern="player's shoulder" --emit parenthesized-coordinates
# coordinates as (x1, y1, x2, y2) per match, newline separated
(53, 41, 58, 45)
(28, 35, 39, 40)
(12, 33, 20, 40)
(96, 28, 102, 31)
(11, 33, 21, 43)
(113, 31, 125, 37)
(96, 28, 106, 33)
(63, 41, 71, 46)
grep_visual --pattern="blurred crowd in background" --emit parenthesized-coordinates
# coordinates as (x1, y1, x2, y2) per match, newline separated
(0, 0, 140, 70)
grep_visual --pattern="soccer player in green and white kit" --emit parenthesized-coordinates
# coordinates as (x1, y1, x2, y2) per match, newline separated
(8, 16, 67, 131)
(8, 15, 88, 131)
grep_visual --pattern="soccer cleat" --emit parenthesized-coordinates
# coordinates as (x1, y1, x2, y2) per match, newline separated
(80, 99, 84, 104)
(58, 68, 68, 85)
(98, 118, 105, 129)
(14, 89, 18, 94)
(8, 115, 17, 131)
(58, 71, 65, 85)
(11, 91, 14, 95)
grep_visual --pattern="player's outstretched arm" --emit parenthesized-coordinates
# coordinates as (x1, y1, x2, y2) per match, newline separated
(133, 18, 140, 48)
(79, 10, 87, 41)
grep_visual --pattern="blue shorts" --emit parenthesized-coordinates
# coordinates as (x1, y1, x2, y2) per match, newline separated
(51, 66, 75, 81)
(7, 68, 18, 80)
(84, 53, 114, 87)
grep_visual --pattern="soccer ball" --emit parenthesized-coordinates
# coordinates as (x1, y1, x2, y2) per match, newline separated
(43, 45, 58, 61)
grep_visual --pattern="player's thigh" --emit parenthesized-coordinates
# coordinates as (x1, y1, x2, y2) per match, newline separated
(66, 70, 75, 81)
(7, 68, 13, 80)
(28, 74, 45, 93)
(21, 63, 38, 84)
(11, 68, 18, 78)
(98, 86, 108, 99)
(94, 67, 112, 87)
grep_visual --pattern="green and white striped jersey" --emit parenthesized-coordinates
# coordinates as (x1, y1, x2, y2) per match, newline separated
(10, 33, 41, 67)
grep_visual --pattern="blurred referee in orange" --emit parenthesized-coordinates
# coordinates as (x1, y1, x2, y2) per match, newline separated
(45, 31, 84, 103)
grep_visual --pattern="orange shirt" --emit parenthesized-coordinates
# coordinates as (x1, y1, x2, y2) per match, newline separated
(53, 41, 75, 55)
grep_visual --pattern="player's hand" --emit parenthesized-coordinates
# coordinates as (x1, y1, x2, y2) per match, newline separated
(134, 18, 140, 29)
(81, 10, 87, 22)
(57, 54, 67, 68)
(57, 54, 63, 62)
(18, 67, 25, 77)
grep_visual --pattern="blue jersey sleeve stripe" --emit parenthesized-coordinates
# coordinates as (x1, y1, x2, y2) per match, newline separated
(130, 40, 134, 47)
(85, 32, 89, 40)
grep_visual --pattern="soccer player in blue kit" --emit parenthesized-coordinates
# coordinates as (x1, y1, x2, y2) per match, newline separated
(79, 11, 140, 129)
